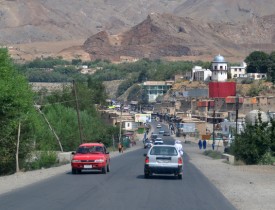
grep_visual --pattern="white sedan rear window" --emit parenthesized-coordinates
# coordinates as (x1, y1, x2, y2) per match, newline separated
(150, 146, 178, 156)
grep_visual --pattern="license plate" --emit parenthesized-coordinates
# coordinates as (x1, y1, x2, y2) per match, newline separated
(157, 160, 169, 163)
(84, 165, 92, 169)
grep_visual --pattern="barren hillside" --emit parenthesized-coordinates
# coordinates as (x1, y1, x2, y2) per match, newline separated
(0, 0, 275, 61)
(83, 13, 275, 62)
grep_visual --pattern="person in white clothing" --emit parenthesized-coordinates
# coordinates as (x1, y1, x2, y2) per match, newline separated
(175, 140, 183, 156)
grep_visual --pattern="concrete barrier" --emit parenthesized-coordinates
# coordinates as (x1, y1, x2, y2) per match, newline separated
(57, 152, 73, 163)
(222, 153, 235, 164)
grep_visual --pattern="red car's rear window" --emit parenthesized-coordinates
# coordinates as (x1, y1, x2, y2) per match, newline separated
(76, 146, 104, 154)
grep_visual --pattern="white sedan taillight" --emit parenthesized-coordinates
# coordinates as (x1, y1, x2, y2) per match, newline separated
(178, 157, 183, 165)
(145, 156, 149, 164)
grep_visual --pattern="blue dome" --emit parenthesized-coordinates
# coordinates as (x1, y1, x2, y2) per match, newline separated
(213, 55, 226, 62)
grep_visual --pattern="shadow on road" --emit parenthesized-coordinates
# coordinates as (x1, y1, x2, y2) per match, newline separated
(66, 171, 106, 175)
(136, 174, 181, 180)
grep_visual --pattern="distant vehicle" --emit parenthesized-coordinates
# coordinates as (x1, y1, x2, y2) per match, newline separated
(159, 129, 165, 134)
(163, 131, 170, 136)
(154, 137, 164, 145)
(144, 139, 153, 149)
(144, 145, 183, 179)
(71, 143, 110, 174)
(156, 124, 161, 128)
(150, 133, 158, 140)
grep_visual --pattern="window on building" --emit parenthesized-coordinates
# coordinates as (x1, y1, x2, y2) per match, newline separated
(220, 66, 223, 70)
(214, 66, 217, 70)
(128, 123, 130, 127)
(235, 68, 237, 72)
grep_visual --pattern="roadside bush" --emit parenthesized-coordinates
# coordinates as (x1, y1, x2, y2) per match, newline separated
(24, 151, 58, 170)
(231, 114, 271, 165)
(258, 152, 275, 165)
(203, 150, 223, 159)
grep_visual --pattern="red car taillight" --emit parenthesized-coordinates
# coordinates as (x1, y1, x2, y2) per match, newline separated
(145, 156, 149, 164)
(178, 157, 183, 165)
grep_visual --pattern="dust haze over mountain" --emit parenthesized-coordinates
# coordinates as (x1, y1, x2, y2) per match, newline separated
(0, 0, 275, 61)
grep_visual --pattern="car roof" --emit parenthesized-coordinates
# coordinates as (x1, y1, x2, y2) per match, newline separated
(151, 144, 175, 147)
(79, 143, 104, 147)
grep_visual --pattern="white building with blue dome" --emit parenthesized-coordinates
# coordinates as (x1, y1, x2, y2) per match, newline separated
(211, 54, 228, 82)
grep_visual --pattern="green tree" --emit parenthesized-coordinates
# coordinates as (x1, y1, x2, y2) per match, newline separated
(245, 51, 269, 73)
(87, 77, 108, 105)
(127, 84, 142, 102)
(0, 48, 36, 174)
(267, 51, 275, 84)
(231, 113, 271, 164)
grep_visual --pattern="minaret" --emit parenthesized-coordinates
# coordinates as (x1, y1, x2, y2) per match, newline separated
(211, 55, 228, 82)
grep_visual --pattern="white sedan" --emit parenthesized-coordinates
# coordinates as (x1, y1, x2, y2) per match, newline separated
(156, 124, 161, 128)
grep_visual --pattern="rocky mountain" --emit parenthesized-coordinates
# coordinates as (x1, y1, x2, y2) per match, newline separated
(0, 0, 275, 61)
(83, 13, 275, 61)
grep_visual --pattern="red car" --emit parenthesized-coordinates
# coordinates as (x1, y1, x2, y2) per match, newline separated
(71, 143, 110, 174)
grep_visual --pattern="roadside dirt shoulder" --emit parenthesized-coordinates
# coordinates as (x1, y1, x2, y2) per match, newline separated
(184, 144, 275, 210)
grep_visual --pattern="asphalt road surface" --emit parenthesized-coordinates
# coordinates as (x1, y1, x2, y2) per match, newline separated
(0, 145, 236, 210)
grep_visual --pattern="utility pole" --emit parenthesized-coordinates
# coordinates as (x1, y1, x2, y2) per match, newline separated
(213, 109, 215, 148)
(208, 100, 215, 149)
(73, 80, 83, 144)
(119, 104, 123, 144)
(35, 104, 63, 152)
(16, 121, 21, 172)
(235, 95, 239, 136)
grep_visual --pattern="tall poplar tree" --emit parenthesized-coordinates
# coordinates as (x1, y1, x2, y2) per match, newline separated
(0, 48, 35, 174)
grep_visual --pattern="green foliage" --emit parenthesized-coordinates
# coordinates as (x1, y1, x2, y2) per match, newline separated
(245, 51, 275, 83)
(36, 80, 117, 151)
(258, 152, 275, 165)
(0, 48, 38, 175)
(87, 77, 108, 105)
(90, 59, 209, 97)
(269, 120, 275, 153)
(127, 84, 142, 102)
(24, 151, 58, 170)
(35, 103, 117, 151)
(16, 57, 85, 82)
(24, 57, 70, 69)
(231, 114, 272, 165)
(203, 150, 223, 159)
(241, 78, 254, 84)
(71, 59, 82, 66)
(245, 51, 269, 73)
(247, 81, 266, 96)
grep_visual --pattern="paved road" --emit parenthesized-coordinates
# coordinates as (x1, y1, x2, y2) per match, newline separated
(0, 147, 235, 210)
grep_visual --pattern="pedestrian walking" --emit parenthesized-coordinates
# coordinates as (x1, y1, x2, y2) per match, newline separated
(175, 140, 184, 156)
(203, 139, 207, 149)
(118, 143, 122, 153)
(198, 139, 202, 150)
(212, 142, 215, 150)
